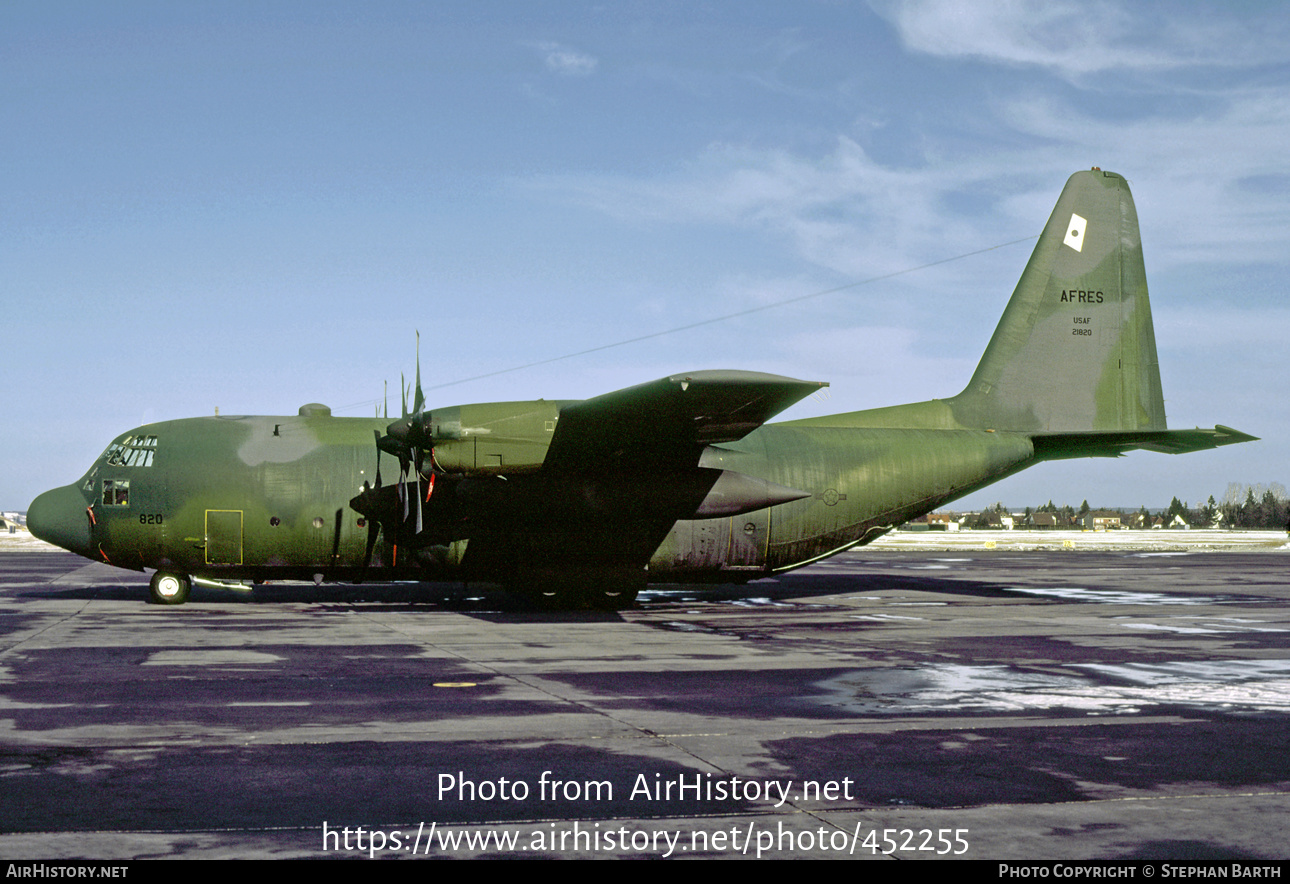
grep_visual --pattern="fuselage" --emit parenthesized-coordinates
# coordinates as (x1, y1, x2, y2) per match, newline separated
(28, 399, 1036, 585)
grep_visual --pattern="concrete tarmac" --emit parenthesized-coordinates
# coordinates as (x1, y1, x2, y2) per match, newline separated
(1, 542, 1288, 860)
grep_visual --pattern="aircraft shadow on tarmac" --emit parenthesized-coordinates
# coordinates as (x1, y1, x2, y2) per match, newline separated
(15, 567, 1037, 616)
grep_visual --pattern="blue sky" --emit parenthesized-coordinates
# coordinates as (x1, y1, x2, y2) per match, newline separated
(4, 1, 1288, 513)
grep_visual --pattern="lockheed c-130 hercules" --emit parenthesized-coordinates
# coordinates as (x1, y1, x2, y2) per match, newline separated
(28, 170, 1255, 608)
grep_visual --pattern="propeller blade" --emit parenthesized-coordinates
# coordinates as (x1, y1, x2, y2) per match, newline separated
(413, 468, 423, 535)
(397, 458, 409, 521)
(413, 330, 425, 415)
(357, 515, 380, 582)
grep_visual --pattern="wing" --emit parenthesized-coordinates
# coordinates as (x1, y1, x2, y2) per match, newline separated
(544, 370, 827, 473)
(457, 371, 823, 585)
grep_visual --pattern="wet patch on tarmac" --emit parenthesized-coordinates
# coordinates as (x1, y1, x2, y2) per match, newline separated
(0, 741, 757, 832)
(648, 620, 739, 638)
(0, 643, 535, 732)
(813, 659, 1290, 715)
(767, 714, 1290, 808)
(1000, 586, 1240, 605)
(553, 667, 874, 720)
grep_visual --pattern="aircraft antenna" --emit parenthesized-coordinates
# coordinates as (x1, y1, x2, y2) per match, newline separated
(331, 235, 1039, 413)
(418, 235, 1040, 393)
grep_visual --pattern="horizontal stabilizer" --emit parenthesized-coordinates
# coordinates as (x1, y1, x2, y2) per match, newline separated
(1033, 425, 1259, 460)
(545, 370, 826, 472)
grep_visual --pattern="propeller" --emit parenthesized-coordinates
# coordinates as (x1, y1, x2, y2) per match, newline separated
(350, 332, 439, 578)
(353, 431, 386, 580)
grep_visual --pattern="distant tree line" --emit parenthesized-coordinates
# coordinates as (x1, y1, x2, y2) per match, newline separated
(1184, 483, 1290, 530)
(1153, 484, 1290, 530)
(957, 483, 1288, 530)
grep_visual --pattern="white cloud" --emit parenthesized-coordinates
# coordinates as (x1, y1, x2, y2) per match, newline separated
(524, 70, 1290, 282)
(996, 90, 1290, 267)
(524, 136, 1011, 281)
(538, 42, 598, 76)
(870, 0, 1281, 80)
(775, 324, 976, 406)
(1155, 306, 1290, 351)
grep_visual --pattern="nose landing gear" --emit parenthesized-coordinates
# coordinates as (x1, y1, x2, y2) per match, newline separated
(149, 571, 191, 605)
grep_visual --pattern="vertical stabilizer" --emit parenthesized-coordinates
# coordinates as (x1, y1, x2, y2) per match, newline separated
(951, 170, 1166, 433)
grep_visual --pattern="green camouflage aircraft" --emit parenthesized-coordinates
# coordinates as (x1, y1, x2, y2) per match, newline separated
(28, 170, 1255, 608)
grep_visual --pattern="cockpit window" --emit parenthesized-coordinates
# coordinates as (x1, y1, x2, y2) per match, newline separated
(102, 479, 130, 506)
(103, 435, 158, 468)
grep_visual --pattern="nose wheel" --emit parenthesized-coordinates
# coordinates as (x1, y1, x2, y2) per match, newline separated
(149, 571, 191, 605)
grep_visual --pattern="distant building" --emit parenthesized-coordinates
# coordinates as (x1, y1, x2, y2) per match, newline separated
(974, 511, 1014, 530)
(923, 513, 961, 532)
(1081, 510, 1123, 530)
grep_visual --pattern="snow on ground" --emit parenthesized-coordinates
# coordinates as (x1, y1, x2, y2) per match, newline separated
(0, 531, 60, 551)
(873, 528, 1290, 552)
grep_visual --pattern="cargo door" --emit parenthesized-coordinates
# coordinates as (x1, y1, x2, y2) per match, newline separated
(205, 509, 244, 565)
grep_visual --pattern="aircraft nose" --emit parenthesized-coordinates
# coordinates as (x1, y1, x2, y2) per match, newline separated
(28, 484, 93, 556)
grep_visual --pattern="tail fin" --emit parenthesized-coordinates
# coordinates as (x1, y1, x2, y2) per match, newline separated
(951, 169, 1166, 433)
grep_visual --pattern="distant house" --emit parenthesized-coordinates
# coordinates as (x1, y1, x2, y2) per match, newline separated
(975, 511, 1014, 530)
(1031, 513, 1059, 530)
(1082, 510, 1123, 530)
(924, 513, 961, 532)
